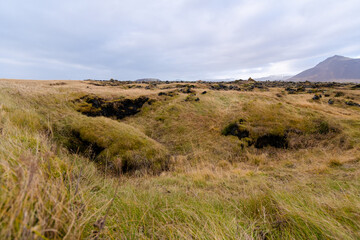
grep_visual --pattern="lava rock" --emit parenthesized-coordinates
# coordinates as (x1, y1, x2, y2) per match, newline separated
(345, 101, 360, 107)
(254, 134, 288, 149)
(78, 95, 149, 119)
(312, 94, 320, 100)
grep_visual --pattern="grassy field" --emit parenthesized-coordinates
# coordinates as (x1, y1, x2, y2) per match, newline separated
(0, 79, 360, 239)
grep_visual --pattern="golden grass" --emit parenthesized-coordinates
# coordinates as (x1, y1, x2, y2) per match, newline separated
(0, 79, 360, 239)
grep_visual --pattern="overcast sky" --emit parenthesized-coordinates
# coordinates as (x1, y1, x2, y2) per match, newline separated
(1, 0, 360, 80)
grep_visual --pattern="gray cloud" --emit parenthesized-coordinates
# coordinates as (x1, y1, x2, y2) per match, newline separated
(1, 0, 360, 80)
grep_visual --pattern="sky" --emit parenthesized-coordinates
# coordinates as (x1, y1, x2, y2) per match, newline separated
(1, 0, 360, 81)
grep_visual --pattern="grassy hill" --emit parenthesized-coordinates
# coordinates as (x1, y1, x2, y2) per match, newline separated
(0, 79, 360, 239)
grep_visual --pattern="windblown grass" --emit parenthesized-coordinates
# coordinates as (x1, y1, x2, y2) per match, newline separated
(0, 80, 359, 239)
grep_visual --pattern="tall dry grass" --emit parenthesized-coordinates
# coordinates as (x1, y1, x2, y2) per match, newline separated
(0, 80, 360, 239)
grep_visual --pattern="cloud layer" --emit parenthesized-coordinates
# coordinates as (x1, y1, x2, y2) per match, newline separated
(1, 0, 360, 80)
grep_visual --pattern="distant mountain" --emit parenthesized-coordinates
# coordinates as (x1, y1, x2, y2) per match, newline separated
(290, 55, 360, 82)
(255, 75, 293, 81)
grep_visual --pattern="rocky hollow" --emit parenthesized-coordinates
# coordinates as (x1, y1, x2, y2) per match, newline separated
(76, 95, 150, 119)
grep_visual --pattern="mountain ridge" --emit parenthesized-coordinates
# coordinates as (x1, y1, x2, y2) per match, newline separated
(290, 55, 360, 82)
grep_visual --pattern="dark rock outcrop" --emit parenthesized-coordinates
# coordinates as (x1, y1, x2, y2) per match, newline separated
(254, 134, 288, 149)
(77, 95, 149, 119)
(345, 101, 360, 107)
(312, 94, 321, 100)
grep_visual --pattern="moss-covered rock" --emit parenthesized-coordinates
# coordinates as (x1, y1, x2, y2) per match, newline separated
(222, 119, 249, 140)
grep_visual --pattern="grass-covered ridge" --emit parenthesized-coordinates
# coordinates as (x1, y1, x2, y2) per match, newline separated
(0, 79, 360, 239)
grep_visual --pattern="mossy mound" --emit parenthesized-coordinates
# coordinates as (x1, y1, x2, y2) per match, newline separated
(55, 114, 169, 174)
(222, 102, 342, 149)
